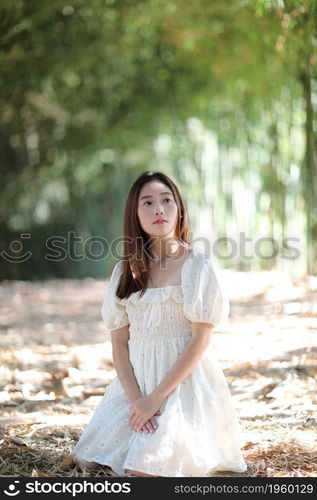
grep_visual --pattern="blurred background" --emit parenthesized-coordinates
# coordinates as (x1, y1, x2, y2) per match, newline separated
(1, 0, 316, 279)
(0, 0, 316, 478)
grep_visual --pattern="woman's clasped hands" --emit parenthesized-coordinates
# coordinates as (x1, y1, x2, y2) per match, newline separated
(129, 393, 163, 433)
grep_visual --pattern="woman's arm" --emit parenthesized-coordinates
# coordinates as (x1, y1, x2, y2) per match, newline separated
(110, 325, 142, 406)
(111, 325, 161, 433)
(129, 322, 214, 431)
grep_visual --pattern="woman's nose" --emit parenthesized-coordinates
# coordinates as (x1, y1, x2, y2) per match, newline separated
(155, 205, 164, 214)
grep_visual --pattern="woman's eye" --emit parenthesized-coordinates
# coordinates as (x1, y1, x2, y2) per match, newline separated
(144, 198, 172, 206)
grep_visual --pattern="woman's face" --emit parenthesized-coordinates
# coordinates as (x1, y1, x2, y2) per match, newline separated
(137, 181, 179, 240)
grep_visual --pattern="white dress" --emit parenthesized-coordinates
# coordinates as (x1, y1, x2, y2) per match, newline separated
(71, 248, 248, 477)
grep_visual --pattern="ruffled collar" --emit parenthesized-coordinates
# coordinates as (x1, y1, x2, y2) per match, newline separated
(121, 284, 184, 305)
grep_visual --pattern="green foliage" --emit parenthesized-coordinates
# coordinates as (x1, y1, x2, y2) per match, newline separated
(0, 0, 316, 278)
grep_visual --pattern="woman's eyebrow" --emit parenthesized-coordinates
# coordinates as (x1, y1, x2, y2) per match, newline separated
(140, 191, 173, 201)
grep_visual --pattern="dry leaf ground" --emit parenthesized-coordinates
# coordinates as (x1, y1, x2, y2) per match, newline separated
(0, 270, 316, 477)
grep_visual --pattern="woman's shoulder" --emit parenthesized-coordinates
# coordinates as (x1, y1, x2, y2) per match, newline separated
(110, 259, 126, 275)
(185, 247, 215, 269)
(182, 248, 229, 325)
(107, 259, 125, 286)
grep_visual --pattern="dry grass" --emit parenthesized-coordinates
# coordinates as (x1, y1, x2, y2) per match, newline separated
(0, 271, 316, 477)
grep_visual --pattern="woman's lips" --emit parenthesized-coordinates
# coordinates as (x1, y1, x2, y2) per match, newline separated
(154, 220, 167, 224)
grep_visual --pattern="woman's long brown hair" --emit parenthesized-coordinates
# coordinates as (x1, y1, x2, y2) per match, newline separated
(110, 171, 191, 299)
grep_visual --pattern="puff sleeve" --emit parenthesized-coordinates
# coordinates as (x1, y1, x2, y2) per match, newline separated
(182, 253, 229, 327)
(101, 260, 130, 330)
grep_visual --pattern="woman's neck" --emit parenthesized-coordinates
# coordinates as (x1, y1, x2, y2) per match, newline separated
(150, 239, 186, 264)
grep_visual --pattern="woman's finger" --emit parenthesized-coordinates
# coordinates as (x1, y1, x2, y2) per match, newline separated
(146, 421, 153, 433)
(136, 418, 146, 431)
(131, 414, 145, 430)
(146, 420, 155, 432)
(150, 416, 158, 430)
(140, 421, 152, 433)
(141, 421, 152, 434)
(137, 415, 150, 431)
(130, 414, 140, 428)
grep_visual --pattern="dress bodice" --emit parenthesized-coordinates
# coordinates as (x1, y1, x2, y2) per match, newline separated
(122, 285, 192, 340)
(101, 248, 230, 334)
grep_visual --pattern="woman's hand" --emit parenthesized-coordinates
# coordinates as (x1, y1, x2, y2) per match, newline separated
(129, 394, 164, 432)
(138, 412, 161, 434)
(128, 394, 161, 433)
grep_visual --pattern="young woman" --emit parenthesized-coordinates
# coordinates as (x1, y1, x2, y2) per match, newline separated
(70, 171, 248, 477)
